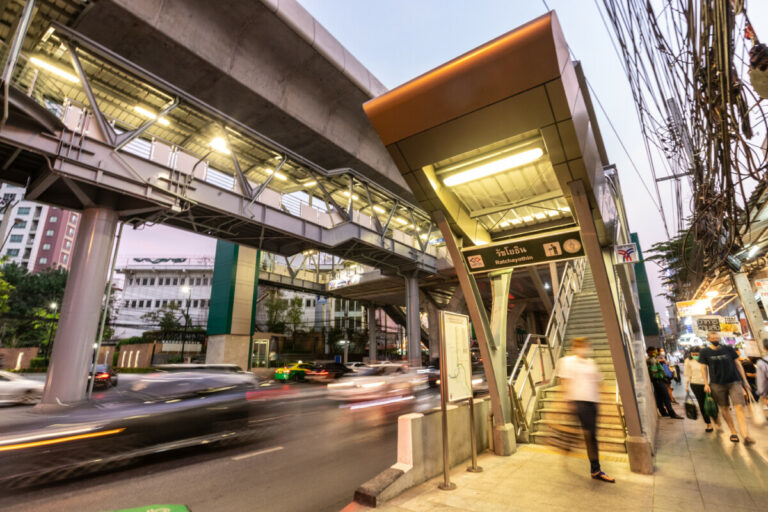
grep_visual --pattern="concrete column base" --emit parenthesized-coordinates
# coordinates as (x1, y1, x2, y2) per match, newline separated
(206, 334, 250, 370)
(626, 435, 654, 474)
(493, 423, 516, 456)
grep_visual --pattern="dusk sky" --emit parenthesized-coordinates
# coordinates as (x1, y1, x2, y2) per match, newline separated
(116, 1, 768, 324)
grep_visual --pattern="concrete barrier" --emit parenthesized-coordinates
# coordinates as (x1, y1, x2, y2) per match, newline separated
(354, 397, 491, 507)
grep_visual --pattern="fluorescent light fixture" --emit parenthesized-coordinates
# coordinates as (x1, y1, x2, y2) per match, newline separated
(443, 147, 544, 187)
(546, 210, 559, 217)
(373, 205, 386, 214)
(210, 137, 231, 155)
(394, 217, 408, 225)
(29, 56, 78, 83)
(473, 239, 488, 245)
(522, 216, 533, 223)
(303, 180, 317, 187)
(500, 221, 510, 228)
(510, 218, 522, 225)
(266, 169, 287, 181)
(705, 290, 719, 298)
(560, 206, 571, 212)
(134, 106, 170, 126)
(534, 212, 547, 220)
(343, 191, 359, 201)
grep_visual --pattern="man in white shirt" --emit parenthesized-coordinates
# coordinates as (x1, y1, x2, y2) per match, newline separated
(558, 337, 615, 483)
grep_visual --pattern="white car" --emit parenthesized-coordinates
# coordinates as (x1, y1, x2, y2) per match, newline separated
(327, 365, 427, 401)
(0, 370, 44, 405)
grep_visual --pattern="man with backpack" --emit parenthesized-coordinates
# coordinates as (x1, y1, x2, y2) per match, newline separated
(647, 347, 683, 419)
(699, 333, 755, 445)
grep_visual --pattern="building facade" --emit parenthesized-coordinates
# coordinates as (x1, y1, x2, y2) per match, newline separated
(0, 183, 80, 272)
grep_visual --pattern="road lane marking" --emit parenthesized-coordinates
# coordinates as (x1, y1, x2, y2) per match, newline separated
(231, 445, 284, 461)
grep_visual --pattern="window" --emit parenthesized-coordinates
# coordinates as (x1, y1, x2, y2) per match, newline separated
(42, 243, 51, 250)
(71, 213, 77, 223)
(64, 240, 71, 249)
(172, 278, 178, 286)
(142, 278, 148, 286)
(185, 299, 191, 308)
(305, 299, 312, 307)
(155, 300, 160, 308)
(195, 278, 202, 286)
(49, 216, 58, 223)
(39, 257, 47, 264)
(193, 299, 199, 308)
(203, 277, 209, 286)
(131, 300, 137, 308)
(180, 278, 186, 285)
(61, 254, 68, 264)
(128, 278, 133, 286)
(165, 278, 172, 285)
(149, 278, 155, 286)
(9, 234, 22, 243)
(6, 249, 19, 257)
(46, 229, 54, 236)
(138, 300, 144, 308)
(13, 220, 26, 229)
(162, 300, 168, 306)
(3, 193, 15, 203)
(17, 207, 30, 215)
(67, 227, 74, 236)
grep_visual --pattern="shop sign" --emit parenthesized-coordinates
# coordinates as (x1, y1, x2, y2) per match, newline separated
(614, 243, 639, 264)
(676, 300, 709, 317)
(461, 228, 584, 274)
(694, 316, 722, 337)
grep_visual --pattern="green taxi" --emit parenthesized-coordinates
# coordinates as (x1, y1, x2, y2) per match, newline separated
(274, 362, 315, 381)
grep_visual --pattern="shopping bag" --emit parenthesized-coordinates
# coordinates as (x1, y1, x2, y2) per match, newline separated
(703, 393, 718, 419)
(685, 392, 698, 420)
(747, 393, 766, 427)
(662, 363, 673, 379)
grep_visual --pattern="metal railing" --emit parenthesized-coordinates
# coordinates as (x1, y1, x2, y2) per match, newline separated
(507, 257, 587, 436)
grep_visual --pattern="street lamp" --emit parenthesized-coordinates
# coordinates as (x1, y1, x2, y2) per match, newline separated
(180, 285, 192, 362)
(45, 302, 58, 364)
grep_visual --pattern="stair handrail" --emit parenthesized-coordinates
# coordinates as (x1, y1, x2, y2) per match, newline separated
(507, 257, 588, 435)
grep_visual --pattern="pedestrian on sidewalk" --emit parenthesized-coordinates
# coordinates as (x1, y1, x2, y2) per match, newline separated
(757, 339, 768, 408)
(684, 346, 719, 432)
(736, 348, 758, 399)
(659, 348, 678, 404)
(699, 333, 755, 445)
(558, 337, 615, 483)
(647, 347, 683, 419)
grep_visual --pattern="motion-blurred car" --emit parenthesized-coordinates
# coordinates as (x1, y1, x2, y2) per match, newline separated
(326, 365, 427, 401)
(273, 362, 315, 381)
(347, 362, 370, 372)
(0, 371, 258, 488)
(87, 364, 118, 390)
(305, 362, 352, 382)
(154, 363, 246, 373)
(0, 371, 43, 405)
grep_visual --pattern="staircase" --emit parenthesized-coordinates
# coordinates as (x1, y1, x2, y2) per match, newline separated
(529, 266, 628, 453)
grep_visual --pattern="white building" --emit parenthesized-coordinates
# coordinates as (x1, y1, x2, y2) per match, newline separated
(114, 257, 214, 339)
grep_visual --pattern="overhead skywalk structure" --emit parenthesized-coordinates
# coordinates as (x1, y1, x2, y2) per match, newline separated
(364, 11, 655, 472)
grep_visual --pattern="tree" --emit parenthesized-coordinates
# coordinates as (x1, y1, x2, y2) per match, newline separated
(646, 230, 698, 303)
(265, 290, 286, 333)
(141, 302, 183, 338)
(286, 297, 304, 334)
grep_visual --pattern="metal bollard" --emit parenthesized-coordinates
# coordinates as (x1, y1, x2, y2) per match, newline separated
(467, 396, 483, 472)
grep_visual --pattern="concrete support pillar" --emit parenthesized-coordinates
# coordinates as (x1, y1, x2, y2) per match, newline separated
(490, 271, 514, 424)
(549, 262, 559, 296)
(426, 300, 441, 365)
(506, 302, 527, 363)
(570, 180, 652, 473)
(368, 305, 377, 362)
(731, 272, 767, 356)
(41, 207, 118, 405)
(404, 272, 421, 368)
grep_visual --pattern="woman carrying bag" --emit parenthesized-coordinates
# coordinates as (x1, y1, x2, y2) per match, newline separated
(685, 346, 719, 432)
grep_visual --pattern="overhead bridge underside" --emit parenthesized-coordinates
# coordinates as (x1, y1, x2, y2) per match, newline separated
(0, 91, 437, 275)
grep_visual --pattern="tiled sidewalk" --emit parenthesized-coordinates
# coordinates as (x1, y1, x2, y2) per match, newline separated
(351, 392, 768, 512)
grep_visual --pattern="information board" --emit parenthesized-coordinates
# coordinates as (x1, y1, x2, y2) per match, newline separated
(440, 311, 472, 402)
(695, 316, 722, 337)
(461, 228, 584, 274)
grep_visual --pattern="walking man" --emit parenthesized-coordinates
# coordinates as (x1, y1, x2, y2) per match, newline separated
(699, 333, 755, 444)
(647, 347, 683, 419)
(559, 337, 615, 483)
(684, 346, 719, 432)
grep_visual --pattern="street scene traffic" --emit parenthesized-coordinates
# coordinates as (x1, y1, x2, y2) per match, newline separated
(0, 1, 768, 512)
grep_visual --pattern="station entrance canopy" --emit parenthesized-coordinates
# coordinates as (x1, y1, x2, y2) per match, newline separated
(363, 12, 618, 248)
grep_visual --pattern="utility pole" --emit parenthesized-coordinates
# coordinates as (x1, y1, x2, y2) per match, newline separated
(180, 285, 192, 362)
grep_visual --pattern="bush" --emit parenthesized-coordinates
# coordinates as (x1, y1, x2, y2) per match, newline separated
(118, 336, 145, 346)
(11, 367, 47, 373)
(29, 356, 47, 369)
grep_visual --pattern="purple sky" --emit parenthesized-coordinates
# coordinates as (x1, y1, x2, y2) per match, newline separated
(116, 1, 768, 324)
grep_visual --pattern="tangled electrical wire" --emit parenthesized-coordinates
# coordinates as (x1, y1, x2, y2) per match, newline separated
(598, 0, 768, 277)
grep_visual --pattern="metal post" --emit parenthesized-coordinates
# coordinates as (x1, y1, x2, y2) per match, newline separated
(181, 287, 192, 362)
(368, 304, 377, 362)
(467, 396, 483, 472)
(438, 312, 456, 491)
(88, 221, 124, 399)
(41, 207, 118, 405)
(404, 271, 422, 368)
(731, 272, 767, 356)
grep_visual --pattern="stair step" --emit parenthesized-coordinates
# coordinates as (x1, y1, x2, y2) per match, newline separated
(534, 419, 627, 439)
(538, 408, 624, 426)
(542, 385, 617, 397)
(530, 431, 627, 453)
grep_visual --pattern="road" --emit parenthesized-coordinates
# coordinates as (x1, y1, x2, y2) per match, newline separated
(0, 381, 440, 512)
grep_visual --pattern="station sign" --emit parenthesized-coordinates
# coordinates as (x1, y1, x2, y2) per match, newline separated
(614, 243, 639, 264)
(461, 228, 584, 274)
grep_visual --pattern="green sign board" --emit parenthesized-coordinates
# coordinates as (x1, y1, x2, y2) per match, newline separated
(461, 228, 584, 274)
